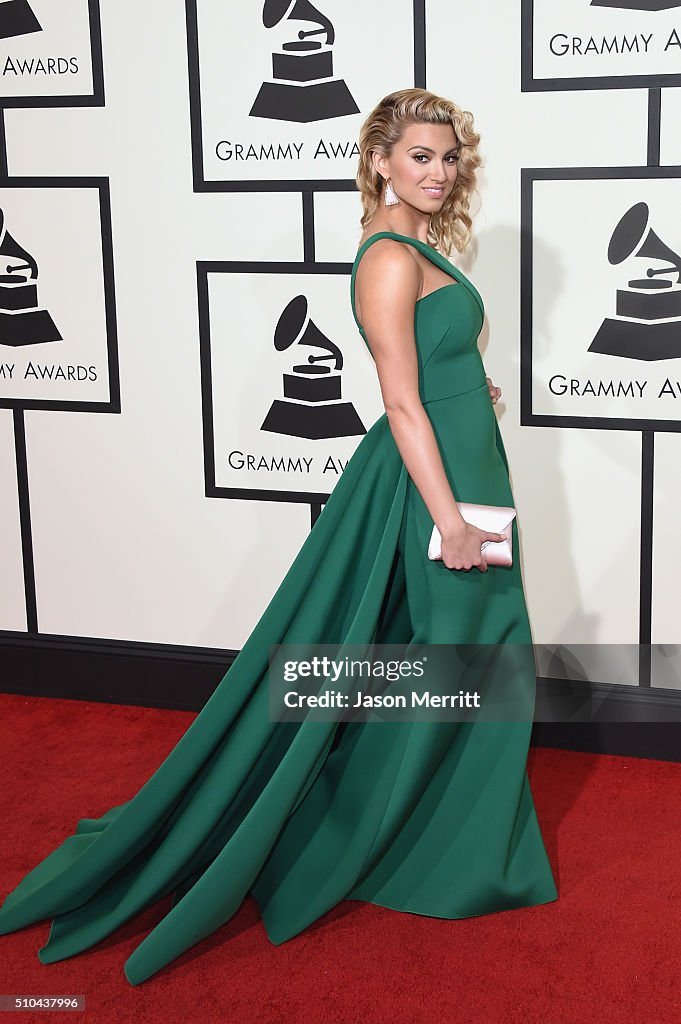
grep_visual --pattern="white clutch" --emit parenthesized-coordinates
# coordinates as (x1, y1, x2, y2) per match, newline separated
(428, 501, 516, 567)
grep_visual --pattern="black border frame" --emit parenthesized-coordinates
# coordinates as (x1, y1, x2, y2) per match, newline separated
(185, 0, 427, 192)
(0, 176, 120, 413)
(521, 0, 681, 93)
(520, 163, 681, 432)
(0, 0, 104, 108)
(197, 257, 373, 504)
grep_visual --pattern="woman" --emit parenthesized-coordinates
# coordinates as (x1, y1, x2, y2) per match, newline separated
(0, 89, 558, 986)
(353, 90, 507, 573)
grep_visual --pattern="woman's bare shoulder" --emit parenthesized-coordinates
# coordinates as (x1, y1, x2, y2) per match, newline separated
(355, 236, 418, 291)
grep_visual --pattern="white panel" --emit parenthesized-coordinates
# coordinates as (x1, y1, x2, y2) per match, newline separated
(193, 0, 414, 184)
(651, 430, 681, 652)
(511, 423, 641, 650)
(0, 0, 94, 99)
(207, 270, 383, 496)
(0, 186, 111, 405)
(661, 87, 681, 164)
(314, 190, 365, 263)
(530, 2, 681, 84)
(0, 409, 26, 630)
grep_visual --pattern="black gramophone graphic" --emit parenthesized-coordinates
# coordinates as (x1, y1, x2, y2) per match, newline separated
(588, 202, 681, 361)
(0, 0, 42, 40)
(260, 294, 365, 439)
(590, 1, 681, 9)
(249, 0, 359, 123)
(0, 208, 61, 347)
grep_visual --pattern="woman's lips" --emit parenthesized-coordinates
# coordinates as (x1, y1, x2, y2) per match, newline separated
(423, 187, 444, 196)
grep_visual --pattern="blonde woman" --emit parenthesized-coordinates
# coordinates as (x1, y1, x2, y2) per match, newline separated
(0, 89, 557, 986)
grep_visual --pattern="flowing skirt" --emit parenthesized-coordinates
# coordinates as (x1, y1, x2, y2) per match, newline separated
(0, 385, 558, 985)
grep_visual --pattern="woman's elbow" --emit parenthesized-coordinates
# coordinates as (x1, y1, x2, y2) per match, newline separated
(384, 396, 424, 426)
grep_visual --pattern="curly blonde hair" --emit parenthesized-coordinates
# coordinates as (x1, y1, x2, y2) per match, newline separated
(355, 88, 482, 256)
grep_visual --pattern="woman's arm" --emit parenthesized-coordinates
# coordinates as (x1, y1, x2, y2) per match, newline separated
(355, 239, 505, 572)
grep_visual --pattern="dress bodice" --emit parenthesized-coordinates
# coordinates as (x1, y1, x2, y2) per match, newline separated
(350, 231, 487, 403)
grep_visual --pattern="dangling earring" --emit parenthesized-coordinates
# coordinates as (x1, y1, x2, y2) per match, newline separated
(384, 176, 400, 206)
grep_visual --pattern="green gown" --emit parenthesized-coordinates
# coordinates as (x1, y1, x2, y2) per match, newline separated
(0, 230, 558, 986)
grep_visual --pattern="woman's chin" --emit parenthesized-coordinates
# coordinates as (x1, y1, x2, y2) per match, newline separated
(417, 198, 445, 213)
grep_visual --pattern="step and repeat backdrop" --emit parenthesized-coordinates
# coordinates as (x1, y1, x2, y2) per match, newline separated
(0, 0, 680, 705)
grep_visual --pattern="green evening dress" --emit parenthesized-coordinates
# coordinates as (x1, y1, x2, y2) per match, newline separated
(0, 230, 558, 986)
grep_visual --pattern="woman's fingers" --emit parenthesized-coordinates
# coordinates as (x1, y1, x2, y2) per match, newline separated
(485, 376, 502, 403)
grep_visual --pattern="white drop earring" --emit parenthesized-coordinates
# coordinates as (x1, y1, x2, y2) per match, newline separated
(384, 176, 400, 206)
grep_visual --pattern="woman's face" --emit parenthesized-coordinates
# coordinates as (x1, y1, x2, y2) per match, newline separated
(376, 122, 459, 212)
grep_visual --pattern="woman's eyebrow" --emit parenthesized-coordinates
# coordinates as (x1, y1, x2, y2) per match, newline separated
(406, 145, 459, 154)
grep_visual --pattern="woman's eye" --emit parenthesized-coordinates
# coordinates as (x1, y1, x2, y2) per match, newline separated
(414, 153, 459, 163)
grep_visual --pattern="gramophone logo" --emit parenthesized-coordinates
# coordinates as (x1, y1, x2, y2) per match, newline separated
(249, 0, 359, 123)
(589, 202, 681, 361)
(261, 294, 365, 439)
(0, 208, 61, 347)
(590, 1, 681, 8)
(0, 0, 41, 40)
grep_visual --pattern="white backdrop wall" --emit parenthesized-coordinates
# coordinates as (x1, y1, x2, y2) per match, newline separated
(0, 1, 679, 700)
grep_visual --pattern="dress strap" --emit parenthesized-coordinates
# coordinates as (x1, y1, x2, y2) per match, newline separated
(349, 230, 483, 333)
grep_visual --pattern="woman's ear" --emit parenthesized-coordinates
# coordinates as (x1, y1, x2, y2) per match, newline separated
(372, 153, 387, 181)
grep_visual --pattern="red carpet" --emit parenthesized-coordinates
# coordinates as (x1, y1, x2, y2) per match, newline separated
(1, 692, 680, 1024)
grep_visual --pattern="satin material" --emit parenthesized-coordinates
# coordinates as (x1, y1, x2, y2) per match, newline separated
(427, 502, 516, 566)
(0, 230, 558, 986)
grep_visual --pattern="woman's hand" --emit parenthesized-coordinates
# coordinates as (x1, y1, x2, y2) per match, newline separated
(440, 522, 507, 573)
(486, 375, 501, 404)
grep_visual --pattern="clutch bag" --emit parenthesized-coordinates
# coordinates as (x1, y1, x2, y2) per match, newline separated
(427, 501, 516, 567)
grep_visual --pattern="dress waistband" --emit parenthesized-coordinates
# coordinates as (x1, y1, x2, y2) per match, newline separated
(419, 358, 487, 405)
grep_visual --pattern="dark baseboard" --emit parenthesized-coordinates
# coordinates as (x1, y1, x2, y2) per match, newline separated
(1, 632, 680, 761)
(530, 721, 681, 763)
(0, 630, 236, 711)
